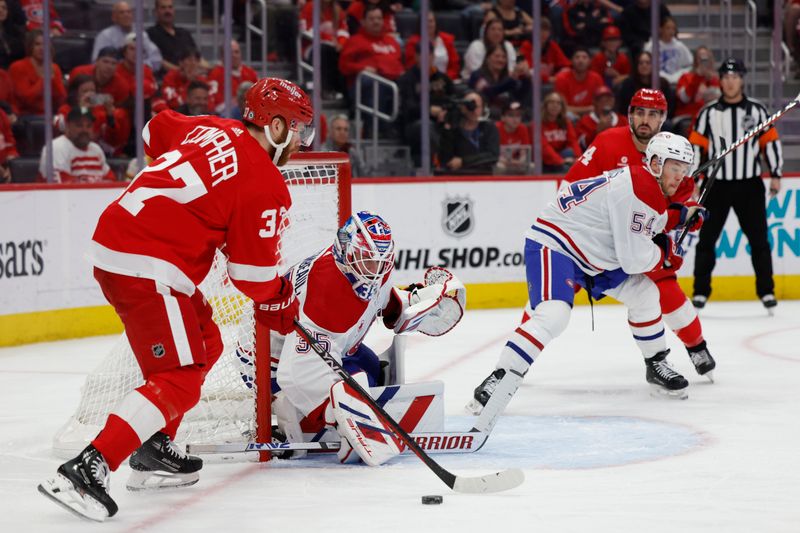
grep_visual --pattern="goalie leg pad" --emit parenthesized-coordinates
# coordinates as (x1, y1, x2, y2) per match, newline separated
(330, 380, 402, 467)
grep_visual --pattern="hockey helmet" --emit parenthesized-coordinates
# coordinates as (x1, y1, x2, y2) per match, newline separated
(242, 78, 315, 163)
(645, 132, 694, 178)
(628, 88, 668, 133)
(333, 212, 396, 301)
(718, 57, 747, 76)
(628, 88, 668, 114)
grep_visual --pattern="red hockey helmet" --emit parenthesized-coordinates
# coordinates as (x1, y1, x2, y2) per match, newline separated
(628, 88, 668, 114)
(243, 77, 315, 147)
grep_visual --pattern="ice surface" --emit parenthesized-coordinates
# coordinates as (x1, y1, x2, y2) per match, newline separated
(1, 301, 798, 532)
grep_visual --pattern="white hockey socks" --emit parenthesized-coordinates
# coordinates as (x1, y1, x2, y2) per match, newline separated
(329, 380, 402, 466)
(497, 300, 571, 374)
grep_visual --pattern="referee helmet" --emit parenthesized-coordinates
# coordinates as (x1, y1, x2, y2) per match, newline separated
(718, 57, 747, 76)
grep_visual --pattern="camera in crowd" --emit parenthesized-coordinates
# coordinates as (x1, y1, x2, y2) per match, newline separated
(442, 95, 479, 128)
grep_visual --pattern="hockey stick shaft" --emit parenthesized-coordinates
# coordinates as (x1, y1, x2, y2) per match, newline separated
(673, 94, 798, 247)
(690, 92, 800, 181)
(675, 139, 726, 247)
(188, 430, 489, 455)
(294, 320, 523, 493)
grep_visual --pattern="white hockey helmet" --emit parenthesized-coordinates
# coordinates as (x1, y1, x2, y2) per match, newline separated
(333, 211, 395, 301)
(644, 132, 694, 178)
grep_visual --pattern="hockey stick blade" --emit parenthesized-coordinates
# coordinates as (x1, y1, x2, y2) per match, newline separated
(188, 430, 490, 455)
(294, 320, 524, 494)
(452, 468, 525, 494)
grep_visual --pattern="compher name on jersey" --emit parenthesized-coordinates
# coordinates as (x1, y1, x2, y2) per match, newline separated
(181, 125, 239, 186)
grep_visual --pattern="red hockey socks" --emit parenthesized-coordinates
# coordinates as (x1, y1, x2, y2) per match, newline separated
(92, 366, 203, 470)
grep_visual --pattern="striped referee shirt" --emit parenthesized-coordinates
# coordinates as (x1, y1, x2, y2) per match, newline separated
(689, 96, 783, 180)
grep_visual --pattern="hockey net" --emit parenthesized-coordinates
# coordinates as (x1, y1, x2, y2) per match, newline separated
(52, 152, 351, 461)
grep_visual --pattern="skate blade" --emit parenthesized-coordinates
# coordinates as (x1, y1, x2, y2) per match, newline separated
(702, 371, 715, 384)
(649, 384, 688, 400)
(38, 475, 109, 522)
(126, 469, 200, 492)
(464, 398, 484, 416)
(766, 307, 775, 317)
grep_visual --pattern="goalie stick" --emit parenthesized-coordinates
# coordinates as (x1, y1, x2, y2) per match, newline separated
(187, 430, 490, 455)
(294, 320, 524, 494)
(675, 91, 800, 246)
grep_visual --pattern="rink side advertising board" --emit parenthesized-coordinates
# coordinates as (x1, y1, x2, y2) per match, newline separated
(1, 176, 799, 346)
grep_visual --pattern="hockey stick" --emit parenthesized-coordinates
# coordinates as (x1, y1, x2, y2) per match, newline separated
(294, 320, 524, 494)
(689, 91, 800, 182)
(674, 139, 726, 248)
(188, 430, 490, 455)
(673, 92, 799, 247)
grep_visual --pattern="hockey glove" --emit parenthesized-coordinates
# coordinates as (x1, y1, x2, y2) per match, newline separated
(666, 202, 706, 232)
(382, 267, 466, 336)
(255, 277, 299, 335)
(652, 233, 684, 272)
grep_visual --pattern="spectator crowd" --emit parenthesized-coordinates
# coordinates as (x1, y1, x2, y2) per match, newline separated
(0, 0, 742, 181)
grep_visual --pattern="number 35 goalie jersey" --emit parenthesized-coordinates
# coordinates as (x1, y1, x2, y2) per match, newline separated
(89, 110, 291, 301)
(527, 166, 668, 276)
(275, 247, 395, 417)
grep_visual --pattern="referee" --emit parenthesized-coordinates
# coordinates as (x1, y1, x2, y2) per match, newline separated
(688, 58, 781, 312)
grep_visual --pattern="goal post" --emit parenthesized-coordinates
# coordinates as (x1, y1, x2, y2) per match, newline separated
(52, 152, 351, 463)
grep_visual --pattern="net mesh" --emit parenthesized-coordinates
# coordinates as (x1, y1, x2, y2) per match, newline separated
(52, 157, 344, 457)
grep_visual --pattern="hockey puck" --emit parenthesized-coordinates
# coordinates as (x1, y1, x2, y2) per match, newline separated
(421, 495, 443, 505)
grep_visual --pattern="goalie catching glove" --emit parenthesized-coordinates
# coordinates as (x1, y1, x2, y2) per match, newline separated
(383, 267, 466, 336)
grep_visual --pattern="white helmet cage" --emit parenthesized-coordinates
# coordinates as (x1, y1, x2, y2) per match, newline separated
(333, 212, 396, 300)
(645, 132, 694, 178)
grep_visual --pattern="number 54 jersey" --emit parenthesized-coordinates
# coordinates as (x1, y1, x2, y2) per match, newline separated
(527, 165, 668, 276)
(90, 110, 291, 302)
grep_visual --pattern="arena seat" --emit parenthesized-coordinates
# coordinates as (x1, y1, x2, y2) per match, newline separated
(54, 36, 94, 74)
(395, 11, 419, 39)
(87, 3, 114, 31)
(56, 1, 92, 31)
(435, 12, 468, 42)
(8, 158, 40, 183)
(15, 117, 48, 158)
(107, 158, 130, 181)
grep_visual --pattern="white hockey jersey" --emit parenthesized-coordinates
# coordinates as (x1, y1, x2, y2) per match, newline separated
(275, 246, 395, 418)
(527, 166, 668, 276)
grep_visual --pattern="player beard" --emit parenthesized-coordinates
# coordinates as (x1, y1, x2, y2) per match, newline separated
(633, 124, 655, 144)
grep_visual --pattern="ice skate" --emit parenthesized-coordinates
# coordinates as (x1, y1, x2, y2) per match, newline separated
(465, 368, 506, 415)
(687, 341, 716, 383)
(645, 350, 689, 399)
(127, 432, 202, 491)
(38, 445, 118, 522)
(691, 295, 707, 310)
(761, 294, 777, 316)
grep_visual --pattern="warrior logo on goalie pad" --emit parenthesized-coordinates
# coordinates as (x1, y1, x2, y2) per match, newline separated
(442, 197, 474, 238)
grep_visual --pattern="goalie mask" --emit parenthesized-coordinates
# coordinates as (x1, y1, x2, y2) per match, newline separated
(333, 212, 395, 301)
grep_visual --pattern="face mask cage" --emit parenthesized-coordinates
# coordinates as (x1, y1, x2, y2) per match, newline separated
(333, 214, 395, 299)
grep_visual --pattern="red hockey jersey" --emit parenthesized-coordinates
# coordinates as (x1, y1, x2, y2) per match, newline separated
(565, 125, 693, 203)
(89, 110, 291, 302)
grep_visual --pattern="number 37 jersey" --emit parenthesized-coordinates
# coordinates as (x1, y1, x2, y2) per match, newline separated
(90, 110, 291, 302)
(527, 165, 668, 276)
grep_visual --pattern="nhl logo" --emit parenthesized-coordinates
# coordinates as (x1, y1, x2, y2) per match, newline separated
(151, 343, 166, 358)
(442, 197, 474, 238)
